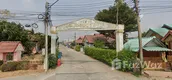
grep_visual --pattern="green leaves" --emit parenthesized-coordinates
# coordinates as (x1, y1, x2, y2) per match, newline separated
(118, 49, 136, 72)
(0, 21, 34, 54)
(84, 47, 116, 66)
(95, 1, 137, 39)
(93, 40, 105, 48)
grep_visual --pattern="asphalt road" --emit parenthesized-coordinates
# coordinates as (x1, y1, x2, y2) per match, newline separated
(45, 45, 148, 80)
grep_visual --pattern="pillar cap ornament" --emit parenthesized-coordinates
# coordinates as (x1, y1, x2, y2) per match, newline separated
(50, 26, 57, 34)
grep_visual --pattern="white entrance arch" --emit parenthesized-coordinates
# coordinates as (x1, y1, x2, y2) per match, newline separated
(51, 18, 124, 53)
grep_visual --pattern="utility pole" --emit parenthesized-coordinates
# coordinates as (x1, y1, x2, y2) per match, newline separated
(44, 2, 49, 72)
(44, 0, 59, 72)
(134, 0, 144, 74)
(115, 0, 119, 57)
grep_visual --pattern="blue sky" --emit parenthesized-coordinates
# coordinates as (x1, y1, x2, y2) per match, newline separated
(0, 0, 172, 41)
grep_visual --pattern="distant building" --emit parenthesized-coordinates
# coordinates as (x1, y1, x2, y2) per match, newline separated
(75, 36, 84, 46)
(75, 34, 115, 48)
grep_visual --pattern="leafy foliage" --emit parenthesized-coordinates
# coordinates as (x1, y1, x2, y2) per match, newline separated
(16, 61, 29, 70)
(118, 49, 136, 72)
(142, 32, 147, 37)
(29, 32, 51, 53)
(84, 47, 116, 65)
(0, 21, 34, 54)
(95, 0, 137, 40)
(49, 47, 60, 69)
(1, 61, 29, 72)
(48, 54, 57, 69)
(93, 40, 105, 48)
(75, 45, 81, 52)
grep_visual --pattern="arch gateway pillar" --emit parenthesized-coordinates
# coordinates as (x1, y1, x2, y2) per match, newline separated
(51, 18, 124, 54)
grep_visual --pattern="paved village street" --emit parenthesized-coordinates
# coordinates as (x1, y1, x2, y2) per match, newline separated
(45, 45, 148, 80)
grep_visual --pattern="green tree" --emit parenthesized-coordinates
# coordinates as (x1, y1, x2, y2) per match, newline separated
(94, 40, 105, 48)
(95, 0, 137, 40)
(0, 21, 34, 54)
(29, 32, 51, 53)
(142, 32, 147, 37)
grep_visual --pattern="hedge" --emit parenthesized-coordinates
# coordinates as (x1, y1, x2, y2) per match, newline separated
(84, 47, 116, 65)
(1, 61, 29, 72)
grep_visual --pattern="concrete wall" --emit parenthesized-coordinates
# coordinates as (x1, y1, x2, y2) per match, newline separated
(13, 51, 21, 61)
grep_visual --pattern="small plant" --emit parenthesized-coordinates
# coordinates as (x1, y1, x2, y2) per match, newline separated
(48, 54, 57, 69)
(118, 49, 136, 72)
(75, 45, 81, 52)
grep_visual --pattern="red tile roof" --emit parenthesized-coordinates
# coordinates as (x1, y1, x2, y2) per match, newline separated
(0, 41, 22, 53)
(76, 36, 84, 44)
(84, 34, 115, 44)
(85, 35, 95, 43)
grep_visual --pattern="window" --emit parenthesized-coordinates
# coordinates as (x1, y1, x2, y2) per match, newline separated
(6, 53, 13, 61)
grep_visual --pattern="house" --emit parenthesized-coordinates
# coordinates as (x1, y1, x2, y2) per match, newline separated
(145, 28, 169, 39)
(161, 30, 172, 62)
(75, 36, 84, 46)
(145, 24, 172, 40)
(0, 41, 24, 62)
(83, 34, 115, 47)
(162, 24, 172, 30)
(124, 37, 172, 63)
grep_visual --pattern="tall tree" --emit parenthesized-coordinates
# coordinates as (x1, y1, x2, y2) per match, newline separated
(95, 0, 137, 41)
(0, 21, 34, 54)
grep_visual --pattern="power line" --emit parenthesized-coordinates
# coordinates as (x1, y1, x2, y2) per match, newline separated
(52, 0, 114, 6)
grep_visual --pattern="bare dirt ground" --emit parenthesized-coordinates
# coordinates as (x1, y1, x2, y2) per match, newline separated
(0, 70, 44, 78)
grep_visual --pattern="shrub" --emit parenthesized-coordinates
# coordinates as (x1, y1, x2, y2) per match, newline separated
(0, 60, 3, 66)
(16, 61, 29, 70)
(75, 45, 81, 52)
(93, 40, 105, 48)
(118, 49, 136, 72)
(1, 61, 29, 72)
(1, 62, 19, 72)
(48, 54, 57, 69)
(84, 47, 116, 65)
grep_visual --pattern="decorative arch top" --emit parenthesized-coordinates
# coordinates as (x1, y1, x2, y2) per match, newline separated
(56, 18, 124, 31)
